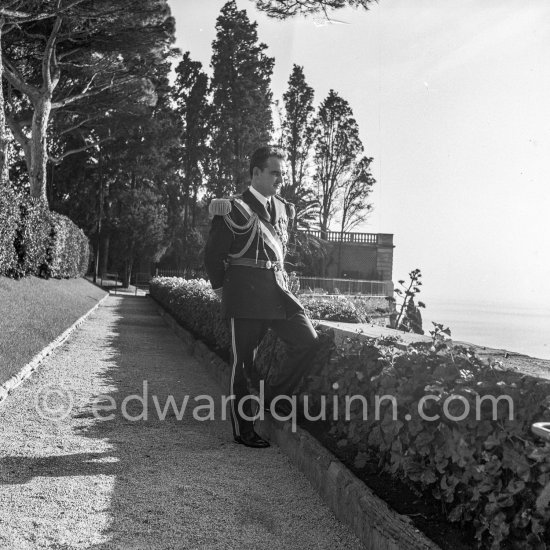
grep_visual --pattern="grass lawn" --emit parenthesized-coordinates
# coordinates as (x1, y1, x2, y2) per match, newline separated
(0, 276, 107, 385)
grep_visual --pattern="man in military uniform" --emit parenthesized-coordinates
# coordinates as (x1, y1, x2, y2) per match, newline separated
(204, 146, 319, 448)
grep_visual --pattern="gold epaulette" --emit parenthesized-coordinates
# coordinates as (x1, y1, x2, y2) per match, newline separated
(275, 194, 296, 219)
(209, 198, 232, 216)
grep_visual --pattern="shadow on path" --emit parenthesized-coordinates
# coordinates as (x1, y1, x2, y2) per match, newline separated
(0, 452, 117, 485)
(73, 296, 360, 550)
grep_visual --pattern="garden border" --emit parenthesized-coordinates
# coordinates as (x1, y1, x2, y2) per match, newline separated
(0, 291, 109, 405)
(154, 297, 441, 550)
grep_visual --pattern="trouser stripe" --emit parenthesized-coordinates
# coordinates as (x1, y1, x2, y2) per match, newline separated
(230, 317, 240, 437)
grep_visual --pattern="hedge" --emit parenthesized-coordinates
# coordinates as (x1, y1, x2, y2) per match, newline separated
(13, 196, 51, 278)
(149, 277, 372, 347)
(48, 211, 91, 278)
(0, 186, 90, 279)
(0, 186, 19, 276)
(150, 277, 231, 357)
(151, 276, 550, 549)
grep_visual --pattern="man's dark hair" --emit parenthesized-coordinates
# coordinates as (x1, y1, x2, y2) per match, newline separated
(249, 146, 285, 178)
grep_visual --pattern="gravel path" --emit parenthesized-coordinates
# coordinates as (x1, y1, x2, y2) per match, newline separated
(0, 295, 364, 550)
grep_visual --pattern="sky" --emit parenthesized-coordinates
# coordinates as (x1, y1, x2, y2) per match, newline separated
(167, 0, 550, 309)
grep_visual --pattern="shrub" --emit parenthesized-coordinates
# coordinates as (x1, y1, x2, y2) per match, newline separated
(0, 188, 90, 279)
(301, 295, 367, 323)
(47, 212, 91, 278)
(310, 336, 550, 549)
(152, 276, 550, 549)
(0, 186, 20, 276)
(13, 196, 51, 278)
(348, 295, 393, 320)
(150, 277, 231, 356)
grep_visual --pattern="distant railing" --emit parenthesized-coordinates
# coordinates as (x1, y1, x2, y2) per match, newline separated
(301, 230, 379, 244)
(298, 277, 393, 296)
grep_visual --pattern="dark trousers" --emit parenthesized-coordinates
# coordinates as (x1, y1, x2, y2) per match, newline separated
(228, 311, 319, 438)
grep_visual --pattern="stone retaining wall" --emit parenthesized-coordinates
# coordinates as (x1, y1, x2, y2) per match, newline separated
(154, 298, 440, 550)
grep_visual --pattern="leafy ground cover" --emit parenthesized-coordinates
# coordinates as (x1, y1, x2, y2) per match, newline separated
(302, 418, 473, 550)
(0, 276, 106, 385)
(151, 277, 550, 550)
(262, 329, 550, 549)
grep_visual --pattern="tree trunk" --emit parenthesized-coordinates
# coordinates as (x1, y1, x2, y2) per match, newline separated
(93, 172, 104, 283)
(123, 258, 133, 288)
(191, 192, 197, 228)
(29, 95, 52, 202)
(0, 21, 9, 186)
(320, 220, 328, 241)
(337, 217, 345, 277)
(100, 232, 110, 276)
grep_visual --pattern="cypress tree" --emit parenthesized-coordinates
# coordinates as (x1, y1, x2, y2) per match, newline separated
(208, 0, 274, 196)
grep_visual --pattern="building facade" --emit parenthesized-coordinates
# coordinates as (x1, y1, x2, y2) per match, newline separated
(301, 231, 394, 281)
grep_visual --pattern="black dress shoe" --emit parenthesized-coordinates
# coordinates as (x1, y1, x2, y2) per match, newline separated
(234, 431, 270, 448)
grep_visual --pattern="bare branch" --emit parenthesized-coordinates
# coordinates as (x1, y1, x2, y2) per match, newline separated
(255, 0, 374, 19)
(51, 76, 135, 109)
(57, 47, 83, 61)
(58, 0, 95, 13)
(48, 136, 115, 165)
(58, 116, 96, 135)
(43, 16, 63, 90)
(0, 9, 31, 18)
(21, 32, 48, 42)
(2, 54, 38, 98)
(81, 73, 98, 93)
(0, 0, 90, 25)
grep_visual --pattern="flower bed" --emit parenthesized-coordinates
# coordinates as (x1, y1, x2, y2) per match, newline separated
(150, 276, 550, 549)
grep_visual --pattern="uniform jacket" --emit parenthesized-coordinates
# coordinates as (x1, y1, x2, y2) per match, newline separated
(204, 188, 303, 319)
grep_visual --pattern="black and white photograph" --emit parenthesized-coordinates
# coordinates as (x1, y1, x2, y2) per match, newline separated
(1, 0, 549, 548)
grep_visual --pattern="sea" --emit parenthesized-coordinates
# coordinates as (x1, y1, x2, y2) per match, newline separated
(420, 298, 550, 361)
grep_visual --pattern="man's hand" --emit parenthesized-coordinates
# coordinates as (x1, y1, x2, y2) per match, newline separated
(213, 287, 223, 300)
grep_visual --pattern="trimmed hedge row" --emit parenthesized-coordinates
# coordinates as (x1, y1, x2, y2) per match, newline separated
(0, 186, 19, 275)
(150, 277, 231, 356)
(148, 276, 372, 343)
(151, 276, 550, 549)
(0, 186, 90, 279)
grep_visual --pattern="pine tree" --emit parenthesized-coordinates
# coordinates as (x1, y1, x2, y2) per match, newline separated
(49, 57, 180, 281)
(1, 0, 175, 203)
(254, 0, 374, 19)
(208, 0, 274, 196)
(0, 1, 57, 186)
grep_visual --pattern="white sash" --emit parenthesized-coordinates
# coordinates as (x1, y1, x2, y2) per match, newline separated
(233, 198, 284, 263)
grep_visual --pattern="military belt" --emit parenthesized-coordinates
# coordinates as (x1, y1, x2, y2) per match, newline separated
(228, 258, 283, 271)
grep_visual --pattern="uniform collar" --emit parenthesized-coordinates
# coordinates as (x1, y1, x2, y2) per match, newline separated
(248, 185, 272, 208)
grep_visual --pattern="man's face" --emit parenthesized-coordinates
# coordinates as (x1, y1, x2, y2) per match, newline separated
(252, 156, 285, 197)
